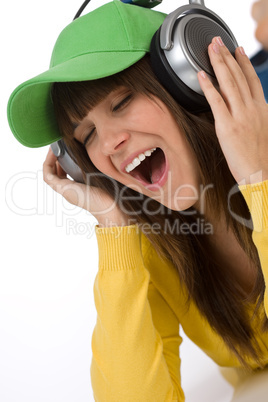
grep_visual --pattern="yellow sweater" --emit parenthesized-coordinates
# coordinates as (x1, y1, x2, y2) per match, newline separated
(91, 180, 268, 401)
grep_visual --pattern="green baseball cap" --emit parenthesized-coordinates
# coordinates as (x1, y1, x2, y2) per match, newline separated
(7, 0, 166, 148)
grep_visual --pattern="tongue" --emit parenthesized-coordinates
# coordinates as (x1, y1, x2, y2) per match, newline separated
(150, 149, 166, 184)
(128, 148, 166, 185)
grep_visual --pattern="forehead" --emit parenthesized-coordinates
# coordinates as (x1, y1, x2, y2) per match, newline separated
(71, 87, 131, 124)
(52, 77, 128, 123)
(72, 87, 138, 138)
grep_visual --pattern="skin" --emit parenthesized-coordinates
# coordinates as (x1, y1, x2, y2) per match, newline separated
(43, 37, 268, 228)
(72, 89, 201, 212)
(252, 0, 268, 50)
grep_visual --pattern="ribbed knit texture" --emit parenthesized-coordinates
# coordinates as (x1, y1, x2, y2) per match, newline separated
(95, 224, 143, 270)
(239, 180, 268, 232)
(91, 181, 268, 401)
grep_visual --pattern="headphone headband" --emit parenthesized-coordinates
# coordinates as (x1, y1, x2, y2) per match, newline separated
(51, 0, 238, 182)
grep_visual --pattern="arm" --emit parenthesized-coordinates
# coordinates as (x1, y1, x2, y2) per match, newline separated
(197, 38, 268, 186)
(91, 225, 184, 401)
(43, 138, 184, 400)
(197, 37, 268, 307)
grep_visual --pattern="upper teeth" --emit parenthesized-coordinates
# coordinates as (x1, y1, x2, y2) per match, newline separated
(125, 148, 156, 173)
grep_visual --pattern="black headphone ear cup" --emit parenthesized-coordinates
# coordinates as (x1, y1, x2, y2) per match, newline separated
(150, 28, 210, 113)
(150, 6, 238, 114)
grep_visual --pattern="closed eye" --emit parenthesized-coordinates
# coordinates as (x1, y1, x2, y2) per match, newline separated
(112, 94, 133, 112)
(83, 127, 95, 147)
(82, 93, 133, 147)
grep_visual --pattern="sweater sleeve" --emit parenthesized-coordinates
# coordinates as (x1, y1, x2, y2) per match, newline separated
(238, 180, 268, 316)
(90, 225, 184, 402)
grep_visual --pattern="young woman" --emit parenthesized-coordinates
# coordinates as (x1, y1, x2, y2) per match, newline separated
(7, 1, 268, 400)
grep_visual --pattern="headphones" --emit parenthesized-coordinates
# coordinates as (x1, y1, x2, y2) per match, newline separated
(50, 140, 85, 183)
(51, 0, 238, 182)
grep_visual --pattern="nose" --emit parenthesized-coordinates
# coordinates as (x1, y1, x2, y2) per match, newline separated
(99, 124, 130, 156)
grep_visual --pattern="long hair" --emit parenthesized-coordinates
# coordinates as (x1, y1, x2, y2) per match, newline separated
(51, 55, 267, 367)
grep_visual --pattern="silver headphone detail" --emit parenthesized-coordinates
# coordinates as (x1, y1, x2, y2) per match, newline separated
(50, 140, 84, 183)
(150, 0, 238, 112)
(51, 0, 238, 181)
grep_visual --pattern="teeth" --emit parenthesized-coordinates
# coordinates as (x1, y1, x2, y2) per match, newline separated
(144, 150, 152, 157)
(125, 148, 156, 173)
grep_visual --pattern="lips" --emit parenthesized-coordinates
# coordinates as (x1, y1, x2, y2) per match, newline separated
(121, 147, 169, 191)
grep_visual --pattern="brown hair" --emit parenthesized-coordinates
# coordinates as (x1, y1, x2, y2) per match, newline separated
(51, 55, 267, 368)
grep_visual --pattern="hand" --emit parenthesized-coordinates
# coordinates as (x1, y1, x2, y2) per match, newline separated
(197, 37, 268, 185)
(43, 148, 131, 227)
(252, 0, 268, 50)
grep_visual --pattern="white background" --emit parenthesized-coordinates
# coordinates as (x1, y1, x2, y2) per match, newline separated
(1, 1, 261, 401)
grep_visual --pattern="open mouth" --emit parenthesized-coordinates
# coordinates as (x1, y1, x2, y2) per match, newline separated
(125, 147, 168, 190)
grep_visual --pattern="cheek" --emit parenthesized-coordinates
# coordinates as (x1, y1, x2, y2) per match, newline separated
(87, 146, 121, 184)
(170, 183, 200, 211)
(87, 147, 105, 174)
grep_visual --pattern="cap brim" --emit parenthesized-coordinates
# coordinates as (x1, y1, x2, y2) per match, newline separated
(7, 50, 146, 148)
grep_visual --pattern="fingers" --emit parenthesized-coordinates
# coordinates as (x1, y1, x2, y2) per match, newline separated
(198, 36, 268, 184)
(234, 47, 266, 103)
(43, 148, 70, 192)
(43, 148, 90, 214)
(197, 69, 230, 122)
(208, 38, 252, 111)
(57, 162, 68, 179)
(42, 148, 129, 224)
(43, 148, 58, 183)
(198, 36, 266, 118)
(43, 147, 68, 180)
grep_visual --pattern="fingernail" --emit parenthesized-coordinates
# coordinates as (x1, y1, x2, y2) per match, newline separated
(216, 36, 224, 46)
(199, 70, 207, 79)
(213, 43, 220, 54)
(238, 46, 246, 56)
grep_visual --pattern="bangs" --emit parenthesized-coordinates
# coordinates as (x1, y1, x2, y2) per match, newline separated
(51, 77, 124, 127)
(51, 55, 175, 141)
